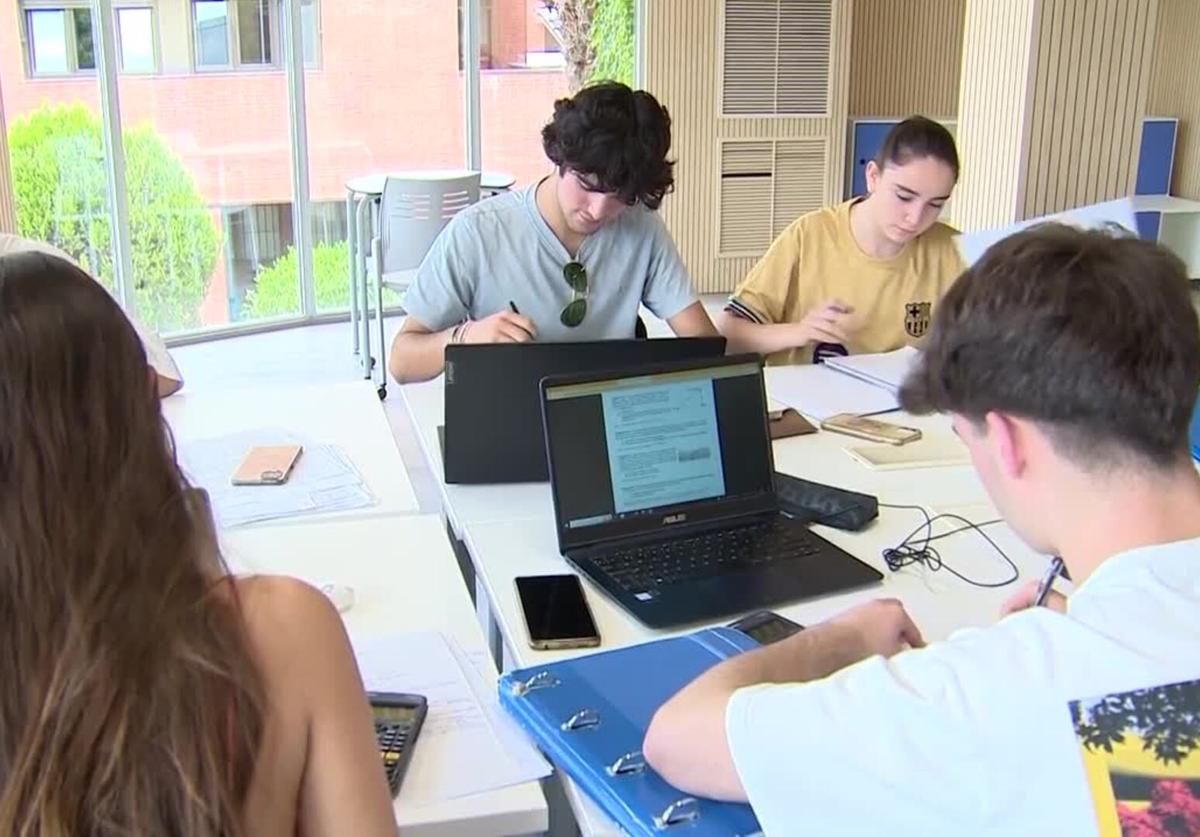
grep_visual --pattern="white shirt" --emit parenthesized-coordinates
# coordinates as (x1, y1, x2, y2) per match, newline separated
(726, 537, 1200, 836)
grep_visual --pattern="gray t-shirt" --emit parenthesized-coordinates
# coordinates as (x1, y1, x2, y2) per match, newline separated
(401, 182, 698, 339)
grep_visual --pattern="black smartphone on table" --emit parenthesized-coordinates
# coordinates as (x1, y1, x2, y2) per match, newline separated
(515, 574, 602, 650)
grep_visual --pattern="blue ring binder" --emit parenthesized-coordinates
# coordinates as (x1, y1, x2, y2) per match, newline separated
(499, 627, 763, 836)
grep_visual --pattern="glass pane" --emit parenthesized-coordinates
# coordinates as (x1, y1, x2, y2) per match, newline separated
(480, 0, 569, 189)
(305, 2, 464, 314)
(118, 8, 155, 73)
(115, 19, 296, 334)
(236, 0, 272, 65)
(28, 9, 70, 74)
(300, 0, 317, 65)
(72, 8, 96, 71)
(194, 1, 230, 66)
(4, 31, 117, 294)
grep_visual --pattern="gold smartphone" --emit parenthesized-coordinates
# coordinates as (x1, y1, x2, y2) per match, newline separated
(515, 575, 601, 650)
(231, 444, 303, 485)
(820, 413, 922, 446)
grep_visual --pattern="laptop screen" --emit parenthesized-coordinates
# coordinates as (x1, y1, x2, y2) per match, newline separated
(543, 359, 774, 547)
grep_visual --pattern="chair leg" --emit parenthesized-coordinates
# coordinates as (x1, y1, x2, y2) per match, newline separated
(356, 198, 373, 380)
(372, 235, 388, 400)
(346, 192, 359, 356)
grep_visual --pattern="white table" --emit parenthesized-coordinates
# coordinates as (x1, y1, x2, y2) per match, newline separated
(401, 377, 551, 659)
(345, 170, 518, 389)
(164, 380, 420, 523)
(401, 378, 552, 538)
(402, 372, 1049, 835)
(219, 514, 548, 836)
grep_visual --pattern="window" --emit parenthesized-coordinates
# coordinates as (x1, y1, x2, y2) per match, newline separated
(192, 0, 319, 70)
(23, 2, 156, 76)
(459, 0, 563, 70)
(117, 8, 155, 73)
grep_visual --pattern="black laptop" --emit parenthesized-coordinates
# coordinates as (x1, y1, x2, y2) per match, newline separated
(442, 338, 725, 484)
(539, 354, 883, 628)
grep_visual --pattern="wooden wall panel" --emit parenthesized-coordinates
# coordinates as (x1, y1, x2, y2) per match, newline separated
(1019, 0, 1157, 218)
(1149, 0, 1200, 200)
(849, 0, 965, 118)
(645, 0, 852, 293)
(952, 0, 1037, 231)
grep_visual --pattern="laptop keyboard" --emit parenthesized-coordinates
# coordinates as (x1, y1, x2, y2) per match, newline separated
(589, 520, 823, 593)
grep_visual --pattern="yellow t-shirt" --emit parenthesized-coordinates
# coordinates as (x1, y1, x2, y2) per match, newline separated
(727, 200, 964, 365)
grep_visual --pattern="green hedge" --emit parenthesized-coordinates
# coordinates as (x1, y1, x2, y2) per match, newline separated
(242, 240, 401, 319)
(9, 103, 218, 332)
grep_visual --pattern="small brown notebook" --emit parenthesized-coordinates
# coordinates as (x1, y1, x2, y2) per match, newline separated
(768, 408, 817, 440)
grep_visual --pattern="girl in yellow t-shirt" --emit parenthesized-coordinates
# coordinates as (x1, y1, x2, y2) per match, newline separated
(719, 116, 964, 365)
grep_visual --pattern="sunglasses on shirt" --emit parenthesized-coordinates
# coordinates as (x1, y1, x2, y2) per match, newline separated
(561, 261, 588, 327)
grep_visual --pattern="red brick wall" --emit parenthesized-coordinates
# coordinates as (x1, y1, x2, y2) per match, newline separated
(1, 0, 567, 324)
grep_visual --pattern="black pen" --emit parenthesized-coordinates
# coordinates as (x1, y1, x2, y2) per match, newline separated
(509, 301, 520, 315)
(1032, 556, 1065, 608)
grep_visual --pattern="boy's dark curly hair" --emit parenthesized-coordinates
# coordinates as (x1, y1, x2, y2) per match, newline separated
(541, 81, 675, 210)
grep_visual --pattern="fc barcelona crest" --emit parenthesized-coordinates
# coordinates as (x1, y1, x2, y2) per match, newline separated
(905, 301, 932, 338)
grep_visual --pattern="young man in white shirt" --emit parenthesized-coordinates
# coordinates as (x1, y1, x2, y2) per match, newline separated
(643, 224, 1200, 835)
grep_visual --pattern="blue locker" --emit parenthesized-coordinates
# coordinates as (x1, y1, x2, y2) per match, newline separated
(1135, 211, 1162, 242)
(849, 121, 898, 198)
(1135, 118, 1178, 196)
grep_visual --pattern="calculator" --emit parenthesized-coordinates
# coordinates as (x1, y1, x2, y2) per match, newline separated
(370, 691, 427, 797)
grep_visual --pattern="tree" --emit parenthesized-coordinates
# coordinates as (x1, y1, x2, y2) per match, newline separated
(241, 240, 400, 319)
(589, 0, 635, 86)
(1072, 680, 1200, 766)
(540, 0, 635, 90)
(8, 103, 218, 332)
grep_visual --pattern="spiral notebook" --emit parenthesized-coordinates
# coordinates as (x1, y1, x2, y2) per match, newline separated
(498, 627, 763, 836)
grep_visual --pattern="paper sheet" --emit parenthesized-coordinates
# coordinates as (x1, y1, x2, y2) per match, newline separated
(178, 428, 375, 527)
(353, 632, 550, 808)
(955, 197, 1138, 267)
(764, 364, 899, 421)
(823, 346, 921, 394)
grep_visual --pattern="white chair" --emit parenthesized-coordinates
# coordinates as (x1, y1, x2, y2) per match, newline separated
(367, 170, 481, 397)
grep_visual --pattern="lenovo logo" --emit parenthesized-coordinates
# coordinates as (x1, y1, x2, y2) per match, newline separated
(663, 513, 687, 525)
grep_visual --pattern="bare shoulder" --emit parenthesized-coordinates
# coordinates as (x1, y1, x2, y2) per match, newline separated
(232, 575, 350, 684)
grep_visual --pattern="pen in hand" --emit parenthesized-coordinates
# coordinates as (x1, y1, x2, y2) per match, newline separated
(1031, 556, 1065, 608)
(508, 301, 520, 315)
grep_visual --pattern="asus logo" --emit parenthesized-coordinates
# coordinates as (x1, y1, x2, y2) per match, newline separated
(663, 513, 687, 525)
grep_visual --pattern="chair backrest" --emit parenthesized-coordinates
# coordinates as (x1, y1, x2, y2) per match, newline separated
(379, 171, 481, 274)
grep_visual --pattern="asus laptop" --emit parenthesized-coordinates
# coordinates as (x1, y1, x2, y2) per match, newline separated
(442, 338, 725, 484)
(540, 354, 883, 628)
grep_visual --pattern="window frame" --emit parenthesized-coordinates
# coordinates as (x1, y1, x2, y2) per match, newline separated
(190, 0, 321, 73)
(20, 0, 158, 77)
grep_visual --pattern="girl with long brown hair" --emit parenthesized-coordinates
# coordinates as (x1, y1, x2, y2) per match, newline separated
(0, 251, 397, 835)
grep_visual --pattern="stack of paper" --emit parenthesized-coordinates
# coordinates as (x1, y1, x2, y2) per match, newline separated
(352, 631, 551, 807)
(177, 427, 375, 527)
(823, 346, 922, 394)
(764, 364, 900, 421)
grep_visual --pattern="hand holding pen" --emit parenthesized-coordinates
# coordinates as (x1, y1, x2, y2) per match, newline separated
(1000, 556, 1067, 616)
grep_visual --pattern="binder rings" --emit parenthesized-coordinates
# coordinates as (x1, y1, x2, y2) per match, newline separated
(499, 627, 763, 835)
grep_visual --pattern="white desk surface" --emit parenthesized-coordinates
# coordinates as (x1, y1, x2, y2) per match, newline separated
(164, 380, 420, 523)
(461, 412, 1046, 836)
(220, 514, 548, 837)
(403, 371, 1049, 836)
(400, 377, 551, 536)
